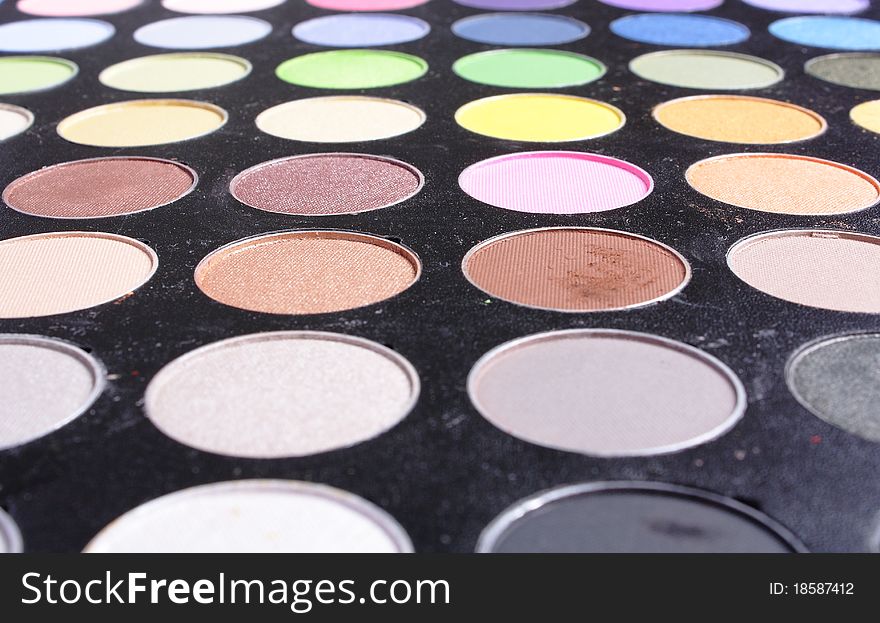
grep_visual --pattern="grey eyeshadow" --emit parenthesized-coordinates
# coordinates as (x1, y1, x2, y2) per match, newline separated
(807, 54, 880, 91)
(788, 334, 880, 443)
(486, 491, 797, 553)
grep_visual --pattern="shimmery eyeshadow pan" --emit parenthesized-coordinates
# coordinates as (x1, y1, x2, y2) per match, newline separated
(610, 14, 750, 47)
(0, 334, 105, 450)
(145, 332, 419, 458)
(478, 483, 804, 553)
(686, 153, 880, 215)
(0, 232, 158, 318)
(3, 157, 197, 219)
(255, 96, 426, 143)
(229, 153, 423, 216)
(727, 230, 880, 314)
(787, 334, 880, 443)
(463, 228, 690, 312)
(459, 151, 653, 214)
(806, 53, 880, 91)
(468, 329, 745, 457)
(195, 231, 421, 315)
(84, 480, 414, 553)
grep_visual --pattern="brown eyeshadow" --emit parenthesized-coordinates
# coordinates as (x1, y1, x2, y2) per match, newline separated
(463, 228, 689, 311)
(229, 153, 423, 216)
(195, 231, 421, 315)
(3, 157, 196, 219)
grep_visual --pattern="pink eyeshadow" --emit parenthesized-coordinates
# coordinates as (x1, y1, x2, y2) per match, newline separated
(458, 151, 653, 215)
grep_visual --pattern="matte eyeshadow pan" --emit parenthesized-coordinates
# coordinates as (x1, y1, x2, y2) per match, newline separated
(276, 50, 428, 89)
(229, 154, 423, 216)
(630, 50, 783, 90)
(161, 0, 287, 12)
(307, 0, 429, 9)
(453, 49, 606, 89)
(686, 153, 880, 215)
(478, 483, 803, 553)
(195, 231, 421, 315)
(3, 157, 197, 219)
(459, 151, 653, 214)
(610, 14, 750, 47)
(468, 329, 745, 457)
(0, 508, 23, 554)
(744, 0, 869, 12)
(99, 53, 252, 93)
(451, 13, 590, 46)
(0, 56, 78, 96)
(255, 96, 426, 143)
(0, 104, 34, 141)
(134, 16, 272, 49)
(787, 334, 880, 443)
(769, 16, 880, 51)
(292, 13, 431, 47)
(145, 332, 419, 458)
(728, 230, 880, 313)
(599, 0, 723, 9)
(0, 232, 158, 318)
(463, 228, 690, 312)
(806, 53, 880, 91)
(84, 480, 414, 553)
(851, 100, 880, 134)
(17, 0, 144, 15)
(0, 18, 115, 53)
(653, 95, 826, 144)
(0, 335, 105, 450)
(57, 99, 227, 147)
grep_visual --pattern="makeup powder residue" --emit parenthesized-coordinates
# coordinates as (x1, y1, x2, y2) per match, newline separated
(464, 228, 689, 312)
(195, 231, 420, 315)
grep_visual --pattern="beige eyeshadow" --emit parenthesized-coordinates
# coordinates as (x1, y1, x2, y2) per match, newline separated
(195, 231, 420, 315)
(653, 95, 826, 144)
(145, 332, 419, 458)
(463, 228, 690, 312)
(687, 154, 880, 215)
(0, 232, 157, 318)
(728, 230, 880, 313)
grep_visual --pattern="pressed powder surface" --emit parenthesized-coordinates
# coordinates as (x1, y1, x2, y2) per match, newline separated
(453, 49, 605, 89)
(84, 481, 412, 553)
(161, 0, 286, 12)
(0, 104, 34, 141)
(17, 0, 143, 15)
(0, 18, 115, 52)
(0, 335, 104, 450)
(256, 96, 425, 143)
(0, 56, 78, 95)
(654, 95, 826, 144)
(459, 151, 652, 214)
(468, 330, 744, 457)
(195, 231, 420, 315)
(276, 50, 428, 89)
(57, 99, 227, 147)
(3, 157, 196, 219)
(728, 230, 880, 313)
(307, 0, 429, 9)
(686, 154, 880, 215)
(788, 334, 880, 443)
(464, 228, 689, 312)
(134, 16, 272, 49)
(99, 53, 251, 93)
(230, 154, 423, 216)
(455, 94, 625, 142)
(451, 13, 590, 46)
(851, 100, 880, 134)
(745, 0, 869, 12)
(145, 332, 419, 458)
(610, 14, 749, 47)
(480, 485, 799, 553)
(0, 232, 157, 318)
(293, 13, 431, 47)
(806, 54, 880, 91)
(630, 50, 783, 90)
(454, 0, 576, 9)
(599, 0, 722, 8)
(769, 16, 880, 51)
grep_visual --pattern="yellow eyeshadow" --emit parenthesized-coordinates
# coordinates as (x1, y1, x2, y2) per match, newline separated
(851, 100, 880, 135)
(454, 93, 625, 142)
(99, 53, 251, 93)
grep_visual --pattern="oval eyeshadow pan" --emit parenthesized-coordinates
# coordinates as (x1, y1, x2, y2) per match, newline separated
(0, 508, 23, 553)
(134, 16, 272, 50)
(230, 154, 423, 216)
(451, 13, 590, 47)
(0, 56, 78, 96)
(468, 329, 745, 457)
(653, 95, 826, 144)
(195, 231, 421, 315)
(478, 483, 803, 553)
(769, 16, 880, 51)
(453, 0, 576, 9)
(0, 104, 34, 141)
(99, 53, 251, 93)
(459, 151, 653, 214)
(463, 228, 690, 312)
(307, 0, 429, 9)
(255, 96, 426, 143)
(84, 480, 413, 553)
(610, 14, 750, 47)
(599, 0, 723, 9)
(17, 0, 144, 15)
(0, 334, 105, 450)
(728, 230, 880, 313)
(851, 100, 880, 134)
(292, 13, 430, 47)
(145, 332, 419, 458)
(453, 49, 606, 89)
(744, 0, 869, 13)
(0, 18, 115, 53)
(806, 53, 880, 91)
(686, 153, 880, 216)
(630, 50, 783, 90)
(0, 232, 157, 318)
(161, 0, 286, 12)
(276, 50, 428, 90)
(3, 157, 197, 219)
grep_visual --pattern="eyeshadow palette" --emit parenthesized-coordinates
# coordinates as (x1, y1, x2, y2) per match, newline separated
(1, 0, 880, 554)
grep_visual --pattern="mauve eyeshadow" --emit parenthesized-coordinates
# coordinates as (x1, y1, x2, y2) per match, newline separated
(3, 157, 195, 219)
(230, 153, 423, 216)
